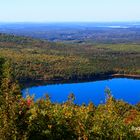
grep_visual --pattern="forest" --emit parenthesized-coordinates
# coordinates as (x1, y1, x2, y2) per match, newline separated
(0, 32, 140, 139)
(0, 33, 140, 87)
(0, 0, 140, 138)
(0, 57, 140, 139)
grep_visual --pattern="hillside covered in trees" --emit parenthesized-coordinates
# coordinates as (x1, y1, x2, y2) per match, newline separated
(0, 33, 140, 87)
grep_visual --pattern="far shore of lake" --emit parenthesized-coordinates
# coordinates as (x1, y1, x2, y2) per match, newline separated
(112, 74, 140, 78)
(20, 73, 140, 89)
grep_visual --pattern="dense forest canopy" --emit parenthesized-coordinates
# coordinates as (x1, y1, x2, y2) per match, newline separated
(0, 33, 139, 87)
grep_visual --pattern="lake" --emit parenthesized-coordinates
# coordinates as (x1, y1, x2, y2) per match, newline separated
(22, 78, 140, 105)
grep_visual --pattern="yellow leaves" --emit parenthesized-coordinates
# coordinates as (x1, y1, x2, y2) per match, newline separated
(19, 110, 22, 115)
(30, 107, 37, 117)
(1, 92, 140, 139)
(48, 125, 52, 129)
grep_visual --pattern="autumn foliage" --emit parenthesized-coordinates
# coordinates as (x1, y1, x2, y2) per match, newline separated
(0, 58, 140, 140)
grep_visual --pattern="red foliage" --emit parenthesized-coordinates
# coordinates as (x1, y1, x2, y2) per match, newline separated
(124, 109, 138, 124)
(26, 98, 32, 107)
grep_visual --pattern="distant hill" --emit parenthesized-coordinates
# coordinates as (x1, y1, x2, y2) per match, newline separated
(0, 22, 140, 43)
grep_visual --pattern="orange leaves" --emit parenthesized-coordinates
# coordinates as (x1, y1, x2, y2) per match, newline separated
(124, 109, 138, 125)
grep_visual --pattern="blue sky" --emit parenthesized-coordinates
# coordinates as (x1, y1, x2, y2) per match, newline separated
(0, 0, 140, 22)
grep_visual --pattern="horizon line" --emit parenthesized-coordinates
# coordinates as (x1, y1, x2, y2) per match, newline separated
(0, 21, 140, 24)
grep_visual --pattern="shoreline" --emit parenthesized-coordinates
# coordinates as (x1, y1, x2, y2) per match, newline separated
(112, 74, 140, 78)
(20, 73, 140, 89)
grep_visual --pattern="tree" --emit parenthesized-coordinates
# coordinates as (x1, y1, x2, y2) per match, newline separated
(0, 58, 22, 139)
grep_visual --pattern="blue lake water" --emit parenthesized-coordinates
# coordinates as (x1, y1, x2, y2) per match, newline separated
(22, 78, 140, 105)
